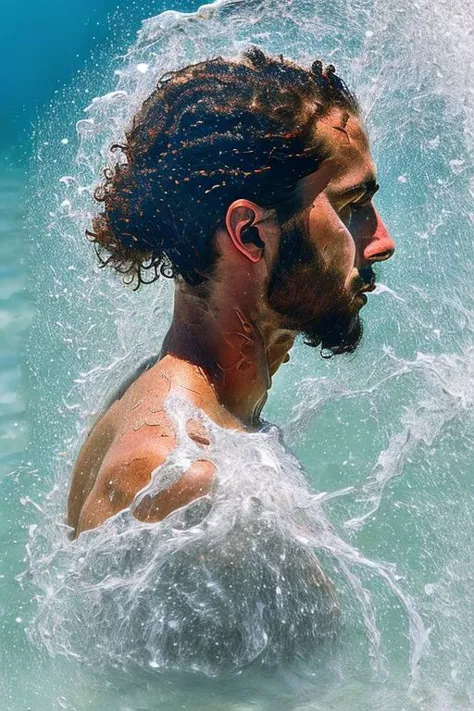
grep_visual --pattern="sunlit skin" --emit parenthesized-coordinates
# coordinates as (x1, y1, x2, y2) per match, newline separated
(67, 107, 395, 537)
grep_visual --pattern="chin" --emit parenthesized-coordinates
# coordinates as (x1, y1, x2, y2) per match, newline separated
(304, 312, 364, 357)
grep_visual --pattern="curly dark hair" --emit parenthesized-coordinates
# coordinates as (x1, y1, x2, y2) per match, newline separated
(87, 47, 359, 288)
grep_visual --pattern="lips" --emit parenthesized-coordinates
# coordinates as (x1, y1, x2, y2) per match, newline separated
(359, 281, 376, 293)
(357, 266, 376, 294)
(353, 280, 375, 306)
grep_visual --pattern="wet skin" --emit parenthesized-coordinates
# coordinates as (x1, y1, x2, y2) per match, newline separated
(67, 108, 395, 537)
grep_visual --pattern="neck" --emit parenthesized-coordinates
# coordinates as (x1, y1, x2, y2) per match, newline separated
(161, 280, 295, 425)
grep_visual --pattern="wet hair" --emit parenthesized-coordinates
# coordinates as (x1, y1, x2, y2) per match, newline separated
(87, 47, 359, 288)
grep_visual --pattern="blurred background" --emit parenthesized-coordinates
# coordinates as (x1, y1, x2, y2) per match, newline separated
(0, 0, 197, 482)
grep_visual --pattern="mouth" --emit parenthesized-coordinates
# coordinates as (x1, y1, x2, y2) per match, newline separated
(353, 278, 376, 307)
(359, 281, 376, 294)
(356, 266, 376, 295)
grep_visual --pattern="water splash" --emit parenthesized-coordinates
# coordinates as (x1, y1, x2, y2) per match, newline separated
(345, 347, 474, 529)
(25, 392, 425, 679)
(23, 0, 474, 706)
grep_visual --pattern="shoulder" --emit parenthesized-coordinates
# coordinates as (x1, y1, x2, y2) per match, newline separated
(83, 416, 176, 511)
(66, 406, 118, 533)
(75, 413, 215, 535)
(72, 361, 220, 535)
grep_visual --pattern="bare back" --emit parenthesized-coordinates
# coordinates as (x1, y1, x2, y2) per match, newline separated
(67, 355, 242, 537)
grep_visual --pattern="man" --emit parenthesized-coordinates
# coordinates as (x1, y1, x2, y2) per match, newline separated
(67, 48, 395, 537)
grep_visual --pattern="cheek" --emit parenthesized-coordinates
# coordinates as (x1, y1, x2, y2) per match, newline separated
(309, 206, 355, 273)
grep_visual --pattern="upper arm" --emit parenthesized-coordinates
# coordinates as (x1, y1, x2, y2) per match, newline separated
(67, 418, 115, 533)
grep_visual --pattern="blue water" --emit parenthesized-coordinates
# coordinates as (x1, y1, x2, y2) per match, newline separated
(1, 0, 473, 709)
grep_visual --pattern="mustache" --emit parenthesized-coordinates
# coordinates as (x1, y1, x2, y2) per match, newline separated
(354, 266, 376, 291)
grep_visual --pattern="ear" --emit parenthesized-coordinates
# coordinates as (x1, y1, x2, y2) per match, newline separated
(225, 199, 266, 264)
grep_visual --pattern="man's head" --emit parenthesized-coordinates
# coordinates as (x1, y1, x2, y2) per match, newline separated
(89, 48, 394, 356)
(263, 108, 395, 356)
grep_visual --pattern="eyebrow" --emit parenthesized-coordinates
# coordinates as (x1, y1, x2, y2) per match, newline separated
(335, 178, 380, 200)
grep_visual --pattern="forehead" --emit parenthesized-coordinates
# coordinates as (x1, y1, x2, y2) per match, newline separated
(298, 109, 376, 200)
(320, 109, 373, 176)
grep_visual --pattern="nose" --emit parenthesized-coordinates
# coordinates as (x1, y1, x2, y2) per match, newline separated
(363, 208, 396, 263)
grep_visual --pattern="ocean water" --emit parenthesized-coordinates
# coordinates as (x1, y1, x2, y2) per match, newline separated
(1, 0, 474, 709)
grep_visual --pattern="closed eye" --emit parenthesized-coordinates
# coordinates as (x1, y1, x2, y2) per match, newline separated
(351, 184, 379, 211)
(338, 189, 377, 224)
(340, 196, 374, 226)
(350, 199, 371, 212)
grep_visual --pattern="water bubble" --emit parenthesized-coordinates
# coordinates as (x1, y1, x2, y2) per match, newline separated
(449, 158, 465, 174)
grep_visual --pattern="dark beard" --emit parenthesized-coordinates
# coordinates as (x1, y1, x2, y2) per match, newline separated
(267, 211, 363, 357)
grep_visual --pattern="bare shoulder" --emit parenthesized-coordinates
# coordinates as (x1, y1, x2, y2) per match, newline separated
(72, 386, 215, 537)
(66, 403, 119, 534)
(68, 357, 225, 537)
(75, 428, 214, 536)
(67, 364, 171, 531)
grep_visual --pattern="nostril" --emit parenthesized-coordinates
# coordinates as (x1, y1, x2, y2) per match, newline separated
(369, 249, 395, 263)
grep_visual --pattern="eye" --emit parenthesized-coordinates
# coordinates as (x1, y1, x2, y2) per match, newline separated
(339, 198, 372, 228)
(339, 199, 367, 223)
(338, 205, 351, 224)
(350, 197, 371, 212)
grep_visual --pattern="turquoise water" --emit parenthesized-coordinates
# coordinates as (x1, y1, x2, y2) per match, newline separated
(2, 0, 474, 708)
